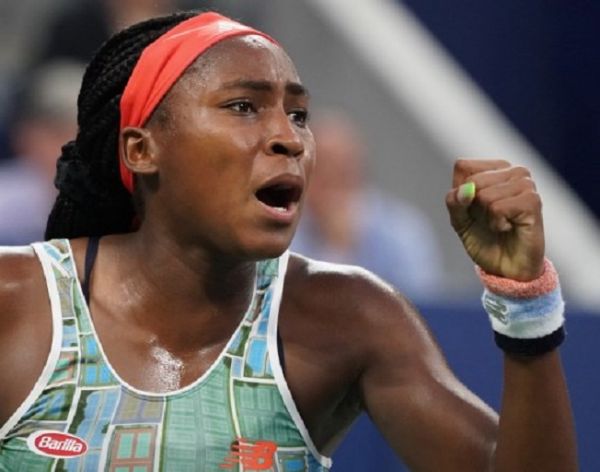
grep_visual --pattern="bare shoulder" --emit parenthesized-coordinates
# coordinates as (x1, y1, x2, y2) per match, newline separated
(0, 245, 44, 306)
(279, 254, 426, 432)
(283, 253, 425, 362)
(286, 252, 417, 326)
(0, 245, 52, 426)
(287, 252, 393, 298)
(0, 245, 46, 356)
(0, 243, 50, 348)
(284, 252, 448, 379)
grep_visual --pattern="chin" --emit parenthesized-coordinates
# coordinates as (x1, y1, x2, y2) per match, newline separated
(249, 241, 290, 261)
(240, 230, 294, 261)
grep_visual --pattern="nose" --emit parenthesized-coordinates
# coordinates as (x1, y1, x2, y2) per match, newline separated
(265, 112, 305, 158)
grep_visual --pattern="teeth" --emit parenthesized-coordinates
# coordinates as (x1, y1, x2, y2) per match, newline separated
(274, 206, 287, 212)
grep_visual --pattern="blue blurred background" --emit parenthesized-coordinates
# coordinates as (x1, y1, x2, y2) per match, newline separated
(402, 0, 600, 224)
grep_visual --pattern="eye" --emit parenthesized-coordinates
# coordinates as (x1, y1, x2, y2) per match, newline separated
(226, 100, 256, 114)
(289, 109, 309, 127)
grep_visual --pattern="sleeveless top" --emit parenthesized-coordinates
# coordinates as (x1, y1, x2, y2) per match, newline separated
(0, 239, 332, 471)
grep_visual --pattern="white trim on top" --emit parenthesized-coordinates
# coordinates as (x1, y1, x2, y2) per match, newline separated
(0, 243, 64, 439)
(266, 251, 333, 469)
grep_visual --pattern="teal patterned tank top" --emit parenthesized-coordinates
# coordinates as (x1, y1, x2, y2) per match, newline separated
(0, 239, 332, 471)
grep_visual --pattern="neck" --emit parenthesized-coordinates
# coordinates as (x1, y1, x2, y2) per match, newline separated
(104, 225, 258, 347)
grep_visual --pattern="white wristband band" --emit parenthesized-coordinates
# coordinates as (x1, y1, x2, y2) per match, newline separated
(482, 286, 565, 339)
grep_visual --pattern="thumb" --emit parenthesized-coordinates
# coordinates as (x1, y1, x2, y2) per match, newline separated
(446, 182, 476, 233)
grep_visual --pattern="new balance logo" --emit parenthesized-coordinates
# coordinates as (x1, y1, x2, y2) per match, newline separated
(220, 438, 277, 470)
(483, 294, 509, 324)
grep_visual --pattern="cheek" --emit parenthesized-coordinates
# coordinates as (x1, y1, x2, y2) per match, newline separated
(155, 107, 262, 206)
(189, 118, 261, 175)
(304, 154, 316, 176)
(226, 125, 261, 153)
(177, 130, 246, 179)
(202, 140, 255, 188)
(303, 159, 317, 200)
(302, 140, 317, 179)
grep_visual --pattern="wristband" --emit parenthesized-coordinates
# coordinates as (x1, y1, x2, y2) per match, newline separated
(476, 259, 565, 355)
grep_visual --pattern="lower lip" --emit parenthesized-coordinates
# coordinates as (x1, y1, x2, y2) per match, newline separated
(257, 199, 299, 224)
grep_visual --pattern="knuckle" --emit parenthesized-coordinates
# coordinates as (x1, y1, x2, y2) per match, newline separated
(476, 188, 493, 206)
(525, 176, 537, 188)
(518, 177, 536, 192)
(454, 158, 469, 172)
(468, 174, 481, 187)
(488, 199, 502, 215)
(529, 191, 542, 209)
(512, 165, 531, 178)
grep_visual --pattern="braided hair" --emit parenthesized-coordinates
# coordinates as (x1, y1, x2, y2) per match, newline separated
(45, 11, 198, 240)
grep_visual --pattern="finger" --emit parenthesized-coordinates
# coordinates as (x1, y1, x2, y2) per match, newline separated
(446, 183, 476, 235)
(476, 177, 536, 209)
(476, 179, 537, 232)
(468, 165, 535, 192)
(452, 158, 511, 188)
(484, 190, 542, 233)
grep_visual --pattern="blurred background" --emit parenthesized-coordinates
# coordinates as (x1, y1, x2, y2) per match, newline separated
(0, 0, 598, 469)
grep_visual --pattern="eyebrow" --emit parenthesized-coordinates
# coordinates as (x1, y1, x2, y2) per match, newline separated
(221, 79, 310, 97)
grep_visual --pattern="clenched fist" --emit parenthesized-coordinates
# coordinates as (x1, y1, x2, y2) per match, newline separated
(446, 159, 545, 281)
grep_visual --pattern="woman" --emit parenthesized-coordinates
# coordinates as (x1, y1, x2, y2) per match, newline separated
(0, 11, 576, 471)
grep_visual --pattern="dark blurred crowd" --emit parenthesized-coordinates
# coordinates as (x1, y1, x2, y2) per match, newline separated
(0, 0, 196, 243)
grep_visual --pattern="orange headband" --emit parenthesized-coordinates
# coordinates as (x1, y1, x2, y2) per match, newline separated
(119, 12, 277, 192)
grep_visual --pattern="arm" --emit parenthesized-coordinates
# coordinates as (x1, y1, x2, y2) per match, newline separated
(359, 292, 576, 471)
(357, 280, 497, 471)
(358, 159, 576, 471)
(445, 159, 577, 470)
(495, 350, 575, 471)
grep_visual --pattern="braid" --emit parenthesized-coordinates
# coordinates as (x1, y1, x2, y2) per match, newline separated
(45, 11, 198, 240)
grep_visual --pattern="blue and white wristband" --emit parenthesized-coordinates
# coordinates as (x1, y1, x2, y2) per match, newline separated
(477, 259, 566, 356)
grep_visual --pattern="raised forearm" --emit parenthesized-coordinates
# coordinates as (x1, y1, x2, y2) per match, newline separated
(494, 350, 577, 471)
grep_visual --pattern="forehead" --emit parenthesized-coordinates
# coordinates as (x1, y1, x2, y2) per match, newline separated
(179, 35, 301, 91)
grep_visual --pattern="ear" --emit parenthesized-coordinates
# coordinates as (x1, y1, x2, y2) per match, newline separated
(119, 127, 159, 176)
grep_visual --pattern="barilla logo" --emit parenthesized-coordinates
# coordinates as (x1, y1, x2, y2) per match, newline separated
(27, 430, 88, 458)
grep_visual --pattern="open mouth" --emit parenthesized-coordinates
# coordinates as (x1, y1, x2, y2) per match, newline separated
(255, 183, 302, 212)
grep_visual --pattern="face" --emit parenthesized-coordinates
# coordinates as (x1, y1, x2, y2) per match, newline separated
(141, 36, 315, 259)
